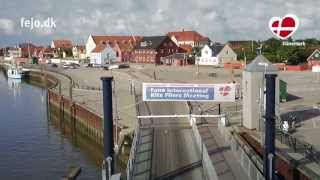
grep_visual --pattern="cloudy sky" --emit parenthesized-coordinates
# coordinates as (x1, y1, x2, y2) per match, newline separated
(0, 0, 319, 47)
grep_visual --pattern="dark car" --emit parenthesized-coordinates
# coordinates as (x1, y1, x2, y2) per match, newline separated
(51, 64, 58, 68)
(64, 63, 80, 69)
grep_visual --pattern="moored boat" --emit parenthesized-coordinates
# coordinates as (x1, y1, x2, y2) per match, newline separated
(7, 66, 23, 79)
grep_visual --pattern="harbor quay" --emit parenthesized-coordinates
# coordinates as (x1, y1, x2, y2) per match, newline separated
(2, 62, 320, 179)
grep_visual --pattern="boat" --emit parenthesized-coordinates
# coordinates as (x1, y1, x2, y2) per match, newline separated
(7, 66, 23, 79)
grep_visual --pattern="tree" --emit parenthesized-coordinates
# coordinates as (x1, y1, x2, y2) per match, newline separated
(287, 49, 308, 65)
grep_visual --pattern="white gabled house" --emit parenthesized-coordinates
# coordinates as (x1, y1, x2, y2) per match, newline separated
(90, 44, 117, 65)
(85, 34, 143, 63)
(197, 45, 218, 65)
(196, 44, 237, 66)
(86, 35, 96, 58)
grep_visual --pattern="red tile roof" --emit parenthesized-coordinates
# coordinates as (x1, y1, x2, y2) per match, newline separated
(91, 42, 118, 53)
(52, 39, 73, 49)
(91, 45, 107, 53)
(92, 35, 143, 52)
(33, 47, 54, 56)
(180, 44, 193, 53)
(167, 31, 207, 42)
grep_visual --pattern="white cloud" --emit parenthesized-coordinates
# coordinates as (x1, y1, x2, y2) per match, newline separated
(152, 9, 164, 22)
(115, 19, 126, 31)
(0, 18, 15, 34)
(0, 0, 319, 45)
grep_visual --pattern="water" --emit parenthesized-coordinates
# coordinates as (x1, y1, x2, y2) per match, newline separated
(0, 72, 101, 180)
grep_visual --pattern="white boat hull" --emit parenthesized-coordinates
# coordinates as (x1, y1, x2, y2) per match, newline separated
(7, 69, 23, 79)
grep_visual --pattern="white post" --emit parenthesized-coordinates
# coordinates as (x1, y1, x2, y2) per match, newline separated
(107, 156, 112, 180)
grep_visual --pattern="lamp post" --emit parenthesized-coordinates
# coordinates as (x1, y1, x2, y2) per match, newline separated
(264, 73, 277, 180)
(242, 48, 247, 68)
(258, 62, 268, 132)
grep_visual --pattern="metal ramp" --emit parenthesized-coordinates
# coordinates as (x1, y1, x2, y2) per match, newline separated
(153, 160, 202, 180)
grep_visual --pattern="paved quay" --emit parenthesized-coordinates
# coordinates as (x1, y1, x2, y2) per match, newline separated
(61, 64, 251, 180)
(34, 63, 320, 179)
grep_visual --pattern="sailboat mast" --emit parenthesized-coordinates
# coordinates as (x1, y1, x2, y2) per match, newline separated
(28, 42, 31, 59)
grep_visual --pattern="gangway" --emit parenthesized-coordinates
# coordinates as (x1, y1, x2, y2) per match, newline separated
(153, 160, 202, 180)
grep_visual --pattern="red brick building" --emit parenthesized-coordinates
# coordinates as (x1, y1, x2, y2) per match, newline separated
(132, 36, 184, 64)
(86, 35, 143, 62)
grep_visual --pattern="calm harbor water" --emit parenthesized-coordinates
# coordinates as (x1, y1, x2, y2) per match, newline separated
(0, 72, 101, 179)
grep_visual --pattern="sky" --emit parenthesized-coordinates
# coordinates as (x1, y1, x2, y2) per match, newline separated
(0, 0, 319, 47)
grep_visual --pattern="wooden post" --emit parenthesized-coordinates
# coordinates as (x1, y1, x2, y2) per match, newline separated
(59, 80, 62, 95)
(69, 80, 73, 101)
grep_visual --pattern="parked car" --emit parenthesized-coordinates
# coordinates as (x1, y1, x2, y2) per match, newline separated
(104, 64, 130, 70)
(118, 64, 130, 69)
(64, 63, 80, 69)
(51, 64, 58, 68)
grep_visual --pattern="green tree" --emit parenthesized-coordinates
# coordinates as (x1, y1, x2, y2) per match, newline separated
(287, 49, 308, 65)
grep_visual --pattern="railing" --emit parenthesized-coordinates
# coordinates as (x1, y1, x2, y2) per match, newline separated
(276, 127, 320, 164)
(126, 124, 140, 180)
(186, 101, 219, 180)
(126, 87, 142, 180)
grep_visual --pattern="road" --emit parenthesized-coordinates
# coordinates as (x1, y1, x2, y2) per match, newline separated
(140, 101, 203, 180)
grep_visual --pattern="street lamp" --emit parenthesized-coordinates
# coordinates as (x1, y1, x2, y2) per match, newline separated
(258, 62, 268, 132)
(242, 48, 247, 68)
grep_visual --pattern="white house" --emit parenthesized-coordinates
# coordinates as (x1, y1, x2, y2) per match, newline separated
(196, 44, 237, 66)
(196, 45, 218, 65)
(85, 34, 143, 62)
(72, 46, 86, 59)
(90, 44, 117, 65)
(86, 35, 97, 58)
(8, 48, 22, 59)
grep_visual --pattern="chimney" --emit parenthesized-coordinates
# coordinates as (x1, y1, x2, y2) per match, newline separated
(182, 29, 184, 32)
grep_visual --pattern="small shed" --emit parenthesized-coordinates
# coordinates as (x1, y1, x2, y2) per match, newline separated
(242, 55, 279, 130)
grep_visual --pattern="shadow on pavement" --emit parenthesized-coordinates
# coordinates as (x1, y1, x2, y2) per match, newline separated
(286, 93, 301, 102)
(280, 109, 320, 123)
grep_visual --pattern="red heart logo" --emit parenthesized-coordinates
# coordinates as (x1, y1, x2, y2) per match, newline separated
(269, 14, 299, 40)
(219, 86, 231, 96)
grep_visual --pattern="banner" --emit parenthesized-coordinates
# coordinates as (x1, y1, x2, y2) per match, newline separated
(142, 83, 236, 102)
